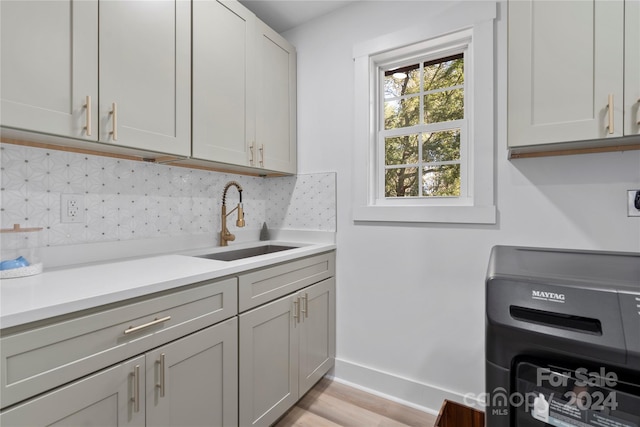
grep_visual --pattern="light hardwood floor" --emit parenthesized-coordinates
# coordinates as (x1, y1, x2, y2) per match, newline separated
(274, 377, 437, 427)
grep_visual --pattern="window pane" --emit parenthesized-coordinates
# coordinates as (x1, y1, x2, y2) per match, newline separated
(385, 135, 418, 165)
(424, 88, 464, 124)
(422, 130, 460, 163)
(385, 96, 419, 129)
(423, 164, 460, 196)
(423, 56, 464, 92)
(384, 67, 420, 99)
(385, 167, 419, 197)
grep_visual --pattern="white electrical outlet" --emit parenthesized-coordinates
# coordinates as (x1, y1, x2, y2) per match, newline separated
(628, 190, 640, 217)
(61, 194, 85, 223)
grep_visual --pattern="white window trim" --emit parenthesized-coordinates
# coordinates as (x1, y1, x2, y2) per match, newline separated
(352, 2, 497, 224)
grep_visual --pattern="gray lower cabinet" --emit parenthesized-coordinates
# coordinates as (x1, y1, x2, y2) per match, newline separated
(1, 278, 237, 409)
(239, 277, 336, 426)
(239, 291, 299, 427)
(0, 355, 146, 427)
(0, 252, 335, 427)
(0, 318, 238, 427)
(0, 277, 238, 427)
(145, 317, 238, 427)
(298, 278, 336, 396)
(238, 251, 335, 312)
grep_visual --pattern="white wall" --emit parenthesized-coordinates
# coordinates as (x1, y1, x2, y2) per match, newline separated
(284, 0, 640, 413)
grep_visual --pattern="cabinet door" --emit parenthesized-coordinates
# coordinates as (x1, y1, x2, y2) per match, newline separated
(298, 278, 336, 397)
(239, 295, 299, 426)
(255, 20, 297, 174)
(193, 0, 255, 165)
(508, 0, 624, 147)
(625, 0, 640, 136)
(99, 0, 191, 156)
(146, 318, 238, 427)
(0, 356, 145, 427)
(0, 0, 97, 140)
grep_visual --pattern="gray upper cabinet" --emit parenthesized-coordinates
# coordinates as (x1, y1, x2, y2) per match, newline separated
(625, 0, 640, 137)
(1, 0, 191, 157)
(192, 0, 297, 174)
(99, 0, 191, 156)
(508, 0, 625, 149)
(255, 20, 297, 174)
(508, 0, 640, 157)
(2, 0, 294, 171)
(192, 0, 255, 166)
(0, 0, 98, 140)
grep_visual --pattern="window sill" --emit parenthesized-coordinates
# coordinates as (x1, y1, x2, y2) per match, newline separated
(353, 205, 496, 224)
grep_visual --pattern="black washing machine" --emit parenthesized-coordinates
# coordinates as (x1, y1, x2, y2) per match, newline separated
(485, 246, 640, 427)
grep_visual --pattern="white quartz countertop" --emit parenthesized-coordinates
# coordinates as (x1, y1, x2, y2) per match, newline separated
(0, 240, 335, 330)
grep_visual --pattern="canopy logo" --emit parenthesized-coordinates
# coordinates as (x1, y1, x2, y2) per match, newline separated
(532, 290, 565, 303)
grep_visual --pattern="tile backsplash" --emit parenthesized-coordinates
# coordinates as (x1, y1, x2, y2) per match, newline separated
(0, 143, 336, 247)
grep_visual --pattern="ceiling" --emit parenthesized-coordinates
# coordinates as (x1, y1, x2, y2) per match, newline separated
(238, 0, 357, 33)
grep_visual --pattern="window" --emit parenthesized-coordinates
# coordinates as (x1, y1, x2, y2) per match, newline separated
(352, 2, 497, 224)
(382, 53, 465, 199)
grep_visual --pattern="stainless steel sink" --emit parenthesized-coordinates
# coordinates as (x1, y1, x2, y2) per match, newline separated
(195, 245, 298, 261)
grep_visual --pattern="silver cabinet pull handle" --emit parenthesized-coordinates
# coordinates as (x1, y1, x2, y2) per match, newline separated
(293, 298, 299, 323)
(110, 102, 118, 141)
(84, 96, 92, 136)
(637, 98, 640, 128)
(249, 142, 255, 166)
(131, 364, 140, 413)
(259, 144, 264, 167)
(156, 353, 166, 398)
(301, 293, 308, 319)
(124, 316, 171, 335)
(607, 94, 614, 134)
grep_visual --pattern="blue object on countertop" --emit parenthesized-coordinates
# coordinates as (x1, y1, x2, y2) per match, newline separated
(0, 256, 30, 270)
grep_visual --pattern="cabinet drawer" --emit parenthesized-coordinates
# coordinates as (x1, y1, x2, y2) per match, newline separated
(0, 277, 237, 409)
(239, 252, 335, 312)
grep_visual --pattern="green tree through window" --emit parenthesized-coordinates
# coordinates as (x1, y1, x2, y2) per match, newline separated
(382, 54, 464, 198)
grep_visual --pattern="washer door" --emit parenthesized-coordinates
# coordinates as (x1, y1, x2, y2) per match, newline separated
(513, 361, 640, 427)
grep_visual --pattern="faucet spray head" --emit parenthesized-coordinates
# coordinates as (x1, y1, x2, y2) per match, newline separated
(236, 203, 245, 227)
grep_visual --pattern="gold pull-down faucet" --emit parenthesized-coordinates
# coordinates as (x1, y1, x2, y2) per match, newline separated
(220, 181, 245, 246)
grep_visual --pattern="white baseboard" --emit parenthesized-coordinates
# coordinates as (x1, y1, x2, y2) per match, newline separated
(331, 358, 484, 415)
